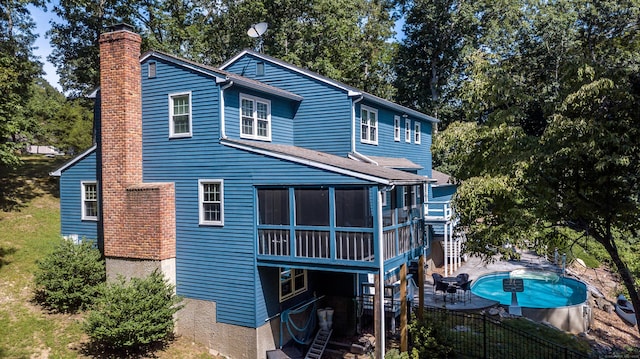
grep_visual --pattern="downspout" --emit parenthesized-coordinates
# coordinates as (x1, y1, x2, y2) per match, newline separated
(377, 187, 386, 357)
(219, 80, 234, 139)
(350, 93, 364, 154)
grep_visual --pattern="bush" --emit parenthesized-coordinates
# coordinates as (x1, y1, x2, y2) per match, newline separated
(84, 270, 183, 353)
(34, 238, 105, 312)
(408, 314, 454, 358)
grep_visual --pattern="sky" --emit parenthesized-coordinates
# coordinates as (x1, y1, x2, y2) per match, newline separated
(29, 3, 62, 91)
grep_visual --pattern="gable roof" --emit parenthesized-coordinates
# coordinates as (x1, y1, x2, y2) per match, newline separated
(220, 49, 438, 123)
(221, 139, 429, 186)
(49, 145, 97, 177)
(141, 50, 303, 102)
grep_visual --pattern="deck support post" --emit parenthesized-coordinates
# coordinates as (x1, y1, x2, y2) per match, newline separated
(400, 263, 408, 352)
(418, 255, 425, 320)
(444, 221, 448, 276)
(374, 274, 383, 359)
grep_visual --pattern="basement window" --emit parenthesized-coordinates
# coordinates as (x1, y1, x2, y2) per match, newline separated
(279, 267, 307, 302)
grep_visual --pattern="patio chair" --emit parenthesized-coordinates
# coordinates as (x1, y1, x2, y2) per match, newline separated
(456, 273, 469, 285)
(446, 283, 459, 303)
(458, 279, 473, 303)
(431, 273, 443, 295)
(434, 280, 449, 302)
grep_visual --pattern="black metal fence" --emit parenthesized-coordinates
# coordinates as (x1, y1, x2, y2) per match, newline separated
(420, 307, 592, 359)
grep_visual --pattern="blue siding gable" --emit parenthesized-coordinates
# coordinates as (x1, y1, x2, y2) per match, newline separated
(58, 150, 99, 241)
(223, 55, 353, 156)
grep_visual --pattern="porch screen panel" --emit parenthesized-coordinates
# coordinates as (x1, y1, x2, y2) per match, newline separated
(258, 189, 289, 225)
(335, 188, 372, 228)
(294, 189, 329, 226)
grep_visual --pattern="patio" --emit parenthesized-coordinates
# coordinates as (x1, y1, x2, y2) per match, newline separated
(422, 250, 560, 311)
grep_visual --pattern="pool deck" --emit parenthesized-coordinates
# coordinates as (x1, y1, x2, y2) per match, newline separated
(422, 251, 562, 311)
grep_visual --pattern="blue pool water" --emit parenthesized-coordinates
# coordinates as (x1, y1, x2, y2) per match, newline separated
(471, 270, 588, 308)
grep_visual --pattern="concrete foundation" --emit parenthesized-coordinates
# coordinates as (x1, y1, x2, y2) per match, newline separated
(105, 257, 176, 286)
(176, 298, 280, 359)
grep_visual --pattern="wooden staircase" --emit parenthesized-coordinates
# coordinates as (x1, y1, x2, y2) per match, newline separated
(304, 329, 332, 359)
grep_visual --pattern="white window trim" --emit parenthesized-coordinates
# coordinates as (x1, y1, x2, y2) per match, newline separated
(394, 115, 400, 142)
(405, 118, 411, 143)
(169, 91, 192, 138)
(360, 105, 378, 145)
(81, 181, 98, 221)
(414, 122, 421, 144)
(240, 93, 272, 141)
(279, 268, 308, 302)
(198, 179, 224, 226)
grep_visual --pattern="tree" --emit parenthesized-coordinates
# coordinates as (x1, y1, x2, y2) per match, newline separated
(434, 0, 640, 334)
(394, 0, 477, 125)
(34, 238, 105, 313)
(0, 0, 43, 168)
(48, 0, 399, 99)
(84, 270, 183, 353)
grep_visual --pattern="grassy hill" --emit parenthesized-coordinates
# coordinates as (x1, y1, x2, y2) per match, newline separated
(0, 156, 214, 358)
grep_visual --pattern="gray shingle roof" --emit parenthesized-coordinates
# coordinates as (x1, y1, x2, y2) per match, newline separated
(222, 139, 429, 185)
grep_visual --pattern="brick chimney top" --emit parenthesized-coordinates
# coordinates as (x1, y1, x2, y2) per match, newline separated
(108, 23, 135, 33)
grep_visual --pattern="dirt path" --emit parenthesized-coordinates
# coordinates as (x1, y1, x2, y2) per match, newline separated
(568, 263, 640, 355)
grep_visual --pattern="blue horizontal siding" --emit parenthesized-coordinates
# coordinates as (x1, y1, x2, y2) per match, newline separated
(59, 151, 98, 241)
(141, 56, 375, 327)
(355, 102, 433, 178)
(225, 56, 353, 156)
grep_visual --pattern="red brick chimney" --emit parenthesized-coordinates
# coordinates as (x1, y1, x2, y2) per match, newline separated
(99, 24, 175, 263)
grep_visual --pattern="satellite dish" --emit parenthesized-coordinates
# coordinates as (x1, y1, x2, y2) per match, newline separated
(247, 22, 268, 38)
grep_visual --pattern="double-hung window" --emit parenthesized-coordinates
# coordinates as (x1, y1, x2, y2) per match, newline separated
(360, 106, 378, 145)
(394, 115, 400, 141)
(405, 118, 411, 143)
(169, 92, 192, 138)
(199, 179, 224, 225)
(414, 122, 421, 144)
(280, 267, 307, 302)
(240, 94, 271, 141)
(82, 181, 98, 221)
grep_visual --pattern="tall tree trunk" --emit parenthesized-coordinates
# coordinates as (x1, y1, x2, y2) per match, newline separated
(596, 230, 640, 336)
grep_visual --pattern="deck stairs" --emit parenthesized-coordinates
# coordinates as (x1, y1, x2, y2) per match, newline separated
(304, 329, 332, 359)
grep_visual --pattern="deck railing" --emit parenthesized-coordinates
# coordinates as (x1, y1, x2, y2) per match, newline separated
(259, 221, 421, 263)
(258, 229, 290, 256)
(424, 201, 453, 220)
(295, 230, 330, 258)
(336, 231, 374, 261)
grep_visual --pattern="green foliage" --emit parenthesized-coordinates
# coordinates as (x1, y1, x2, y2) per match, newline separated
(48, 0, 398, 99)
(394, 0, 477, 125)
(0, 0, 44, 169)
(33, 238, 105, 313)
(84, 270, 183, 353)
(404, 314, 454, 358)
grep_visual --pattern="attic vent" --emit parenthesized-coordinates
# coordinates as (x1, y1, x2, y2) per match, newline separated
(148, 62, 156, 78)
(256, 62, 264, 76)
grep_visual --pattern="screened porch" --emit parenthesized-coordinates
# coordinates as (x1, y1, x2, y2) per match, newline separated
(256, 185, 425, 267)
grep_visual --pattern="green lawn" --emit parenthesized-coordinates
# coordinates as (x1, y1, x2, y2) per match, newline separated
(0, 157, 215, 359)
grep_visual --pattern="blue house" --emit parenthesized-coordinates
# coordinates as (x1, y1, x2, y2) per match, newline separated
(51, 25, 453, 358)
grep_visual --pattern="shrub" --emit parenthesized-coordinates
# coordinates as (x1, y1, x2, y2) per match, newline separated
(34, 238, 105, 312)
(84, 270, 183, 353)
(408, 314, 454, 358)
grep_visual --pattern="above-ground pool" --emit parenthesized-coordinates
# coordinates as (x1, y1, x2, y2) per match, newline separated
(471, 270, 587, 308)
(471, 270, 591, 333)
